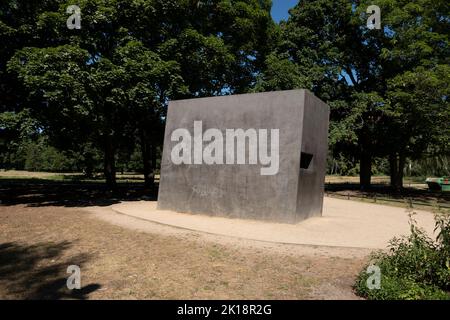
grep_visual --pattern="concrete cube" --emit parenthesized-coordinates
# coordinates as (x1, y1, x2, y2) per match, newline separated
(157, 89, 330, 223)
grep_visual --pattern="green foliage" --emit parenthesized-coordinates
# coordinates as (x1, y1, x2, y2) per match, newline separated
(253, 52, 313, 92)
(410, 156, 450, 177)
(0, 109, 38, 169)
(256, 0, 449, 188)
(127, 147, 145, 172)
(356, 273, 449, 300)
(21, 138, 78, 172)
(387, 64, 450, 159)
(1, 0, 275, 188)
(1, 0, 448, 189)
(355, 213, 450, 300)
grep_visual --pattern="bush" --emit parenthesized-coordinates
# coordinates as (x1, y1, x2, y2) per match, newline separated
(23, 141, 77, 172)
(354, 212, 450, 300)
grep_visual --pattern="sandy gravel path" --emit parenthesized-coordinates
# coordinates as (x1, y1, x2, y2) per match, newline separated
(85, 197, 437, 258)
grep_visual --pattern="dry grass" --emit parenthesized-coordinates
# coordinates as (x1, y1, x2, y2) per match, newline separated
(325, 175, 427, 187)
(0, 205, 366, 300)
(0, 170, 155, 181)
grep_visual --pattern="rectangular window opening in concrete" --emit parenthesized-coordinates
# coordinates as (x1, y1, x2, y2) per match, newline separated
(300, 152, 313, 169)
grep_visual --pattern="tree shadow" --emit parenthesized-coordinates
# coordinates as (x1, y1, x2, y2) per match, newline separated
(2, 177, 447, 208)
(0, 241, 100, 299)
(0, 178, 158, 207)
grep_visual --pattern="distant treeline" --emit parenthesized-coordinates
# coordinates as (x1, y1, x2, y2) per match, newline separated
(1, 136, 148, 175)
(3, 136, 448, 179)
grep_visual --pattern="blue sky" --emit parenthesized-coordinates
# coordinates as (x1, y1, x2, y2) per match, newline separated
(271, 0, 298, 23)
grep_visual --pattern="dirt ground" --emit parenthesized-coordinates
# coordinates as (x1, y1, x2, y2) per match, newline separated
(0, 204, 368, 300)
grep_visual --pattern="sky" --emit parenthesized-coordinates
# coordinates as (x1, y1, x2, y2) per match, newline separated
(271, 0, 298, 23)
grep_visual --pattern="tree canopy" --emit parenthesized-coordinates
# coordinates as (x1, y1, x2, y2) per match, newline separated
(1, 0, 448, 189)
(256, 0, 449, 188)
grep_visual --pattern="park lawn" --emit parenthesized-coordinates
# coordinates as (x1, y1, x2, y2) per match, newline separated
(0, 170, 426, 184)
(1, 170, 448, 212)
(325, 175, 427, 185)
(0, 170, 150, 183)
(0, 204, 366, 300)
(0, 170, 430, 190)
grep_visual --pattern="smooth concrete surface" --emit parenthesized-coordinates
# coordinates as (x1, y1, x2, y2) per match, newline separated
(158, 90, 330, 223)
(111, 198, 437, 249)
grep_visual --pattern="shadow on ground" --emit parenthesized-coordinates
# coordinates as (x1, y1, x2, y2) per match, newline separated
(0, 178, 447, 209)
(0, 241, 100, 299)
(0, 178, 157, 207)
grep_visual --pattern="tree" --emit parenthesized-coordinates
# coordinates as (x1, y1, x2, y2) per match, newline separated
(257, 0, 449, 189)
(372, 0, 450, 188)
(0, 109, 38, 169)
(4, 0, 275, 190)
(7, 45, 110, 178)
(386, 65, 449, 188)
(256, 0, 387, 189)
(114, 40, 186, 187)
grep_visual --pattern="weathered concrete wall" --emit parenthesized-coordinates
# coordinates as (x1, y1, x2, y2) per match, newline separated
(296, 91, 330, 220)
(157, 89, 330, 223)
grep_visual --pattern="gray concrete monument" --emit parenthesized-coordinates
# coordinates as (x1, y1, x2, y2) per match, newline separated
(157, 89, 330, 223)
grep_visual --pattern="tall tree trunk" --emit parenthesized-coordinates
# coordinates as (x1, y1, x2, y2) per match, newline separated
(389, 153, 397, 188)
(141, 127, 155, 189)
(83, 152, 94, 179)
(360, 152, 372, 190)
(398, 154, 405, 189)
(104, 135, 116, 190)
(389, 152, 405, 190)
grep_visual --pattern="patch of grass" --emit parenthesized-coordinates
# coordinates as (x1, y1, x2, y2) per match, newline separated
(207, 245, 231, 261)
(327, 193, 450, 213)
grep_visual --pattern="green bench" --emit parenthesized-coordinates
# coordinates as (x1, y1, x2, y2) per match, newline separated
(426, 176, 450, 192)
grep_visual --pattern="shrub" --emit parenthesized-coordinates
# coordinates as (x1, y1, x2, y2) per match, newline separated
(354, 212, 450, 300)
